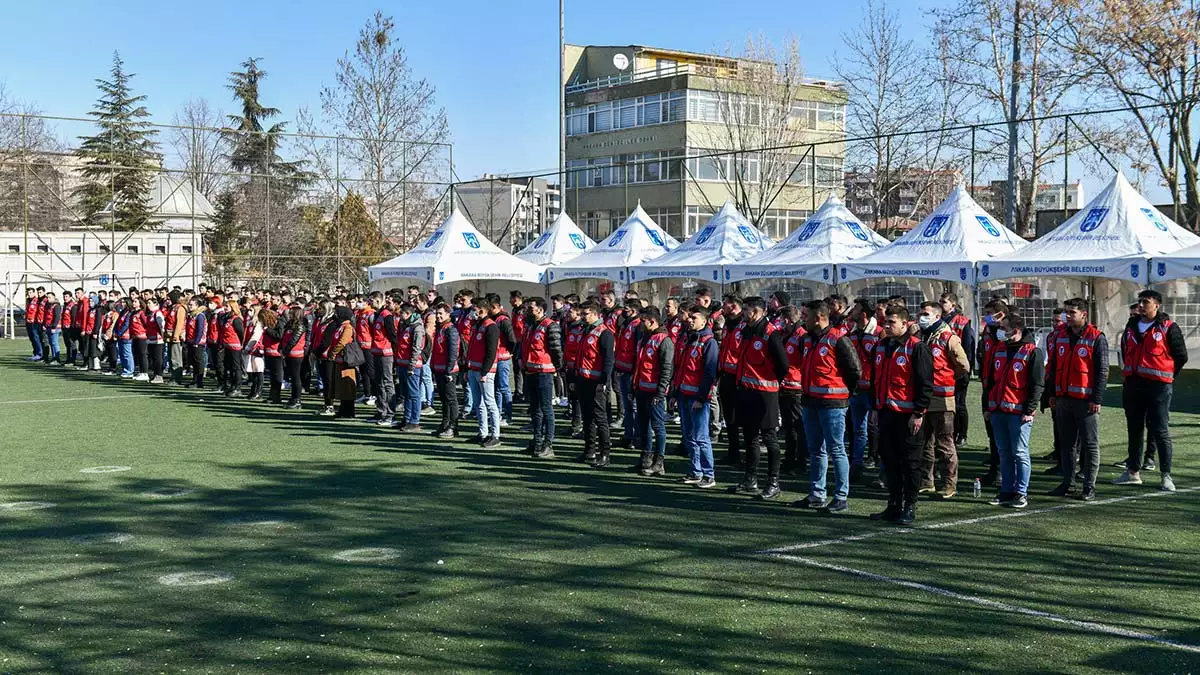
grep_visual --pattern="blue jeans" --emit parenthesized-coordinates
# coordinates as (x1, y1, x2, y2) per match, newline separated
(28, 323, 43, 359)
(469, 370, 500, 438)
(421, 363, 434, 407)
(400, 366, 422, 425)
(635, 391, 667, 457)
(803, 405, 850, 501)
(462, 370, 475, 417)
(527, 372, 555, 445)
(991, 412, 1032, 495)
(681, 398, 714, 478)
(47, 329, 62, 362)
(495, 359, 513, 422)
(118, 339, 134, 376)
(848, 392, 871, 466)
(619, 372, 636, 442)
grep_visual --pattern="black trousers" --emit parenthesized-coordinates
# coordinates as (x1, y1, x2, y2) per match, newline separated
(436, 372, 459, 432)
(209, 344, 225, 386)
(1055, 398, 1099, 490)
(1124, 379, 1173, 474)
(134, 338, 148, 374)
(718, 373, 741, 462)
(954, 377, 970, 441)
(148, 342, 163, 377)
(879, 409, 923, 507)
(266, 355, 283, 402)
(321, 360, 335, 407)
(65, 328, 80, 363)
(189, 344, 205, 387)
(301, 353, 315, 392)
(578, 379, 611, 458)
(248, 372, 264, 398)
(224, 348, 244, 392)
(285, 357, 303, 405)
(738, 391, 781, 482)
(780, 391, 807, 470)
(85, 335, 99, 366)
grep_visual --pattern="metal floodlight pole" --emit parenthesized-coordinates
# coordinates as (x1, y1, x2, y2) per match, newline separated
(336, 136, 342, 288)
(559, 0, 566, 190)
(1063, 116, 1070, 221)
(1005, 0, 1022, 234)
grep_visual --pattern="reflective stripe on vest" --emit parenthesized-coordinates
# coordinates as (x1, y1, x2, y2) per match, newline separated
(576, 323, 610, 381)
(986, 342, 1036, 413)
(928, 331, 956, 397)
(634, 332, 668, 392)
(782, 326, 808, 391)
(1122, 319, 1174, 384)
(873, 336, 920, 413)
(522, 318, 556, 373)
(1052, 324, 1100, 399)
(800, 326, 850, 400)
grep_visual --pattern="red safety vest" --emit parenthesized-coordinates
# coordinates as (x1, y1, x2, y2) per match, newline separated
(800, 325, 850, 400)
(144, 310, 162, 343)
(130, 310, 147, 339)
(576, 323, 611, 381)
(928, 331, 956, 397)
(42, 302, 60, 329)
(848, 328, 879, 393)
(634, 332, 669, 393)
(1122, 318, 1175, 384)
(370, 310, 393, 356)
(221, 314, 244, 350)
(207, 308, 223, 344)
(25, 297, 37, 324)
(185, 312, 206, 346)
(395, 322, 422, 367)
(614, 317, 641, 373)
(283, 328, 306, 358)
(33, 297, 46, 324)
(1051, 324, 1101, 399)
(980, 331, 999, 382)
(262, 326, 281, 357)
(495, 313, 514, 362)
(62, 301, 75, 329)
(163, 304, 178, 338)
(602, 310, 620, 334)
(718, 314, 745, 376)
(356, 310, 374, 349)
(513, 310, 527, 345)
(563, 322, 585, 373)
(522, 317, 556, 374)
(665, 315, 685, 341)
(987, 342, 1037, 413)
(675, 333, 713, 397)
(312, 319, 327, 356)
(455, 309, 474, 356)
(947, 312, 969, 339)
(467, 318, 496, 373)
(431, 324, 458, 374)
(736, 324, 780, 392)
(782, 325, 808, 392)
(873, 335, 922, 413)
(331, 322, 352, 363)
(81, 299, 96, 333)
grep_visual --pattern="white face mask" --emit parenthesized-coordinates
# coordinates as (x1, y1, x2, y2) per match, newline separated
(995, 329, 1008, 341)
(917, 315, 936, 330)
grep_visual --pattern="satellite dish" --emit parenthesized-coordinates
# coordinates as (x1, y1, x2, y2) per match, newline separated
(613, 53, 629, 70)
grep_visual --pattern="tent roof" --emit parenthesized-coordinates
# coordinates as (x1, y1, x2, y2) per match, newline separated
(632, 201, 771, 283)
(549, 204, 679, 284)
(515, 212, 596, 266)
(984, 172, 1200, 282)
(839, 185, 1025, 284)
(368, 208, 543, 286)
(726, 195, 888, 284)
(1154, 240, 1200, 282)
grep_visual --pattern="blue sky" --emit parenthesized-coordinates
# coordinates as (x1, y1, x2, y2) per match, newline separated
(0, 0, 946, 180)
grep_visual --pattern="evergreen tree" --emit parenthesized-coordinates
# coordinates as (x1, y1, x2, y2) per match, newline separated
(313, 190, 387, 272)
(73, 52, 159, 230)
(224, 58, 306, 182)
(203, 189, 245, 279)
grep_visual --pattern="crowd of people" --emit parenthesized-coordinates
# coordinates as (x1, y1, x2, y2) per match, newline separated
(20, 280, 1186, 524)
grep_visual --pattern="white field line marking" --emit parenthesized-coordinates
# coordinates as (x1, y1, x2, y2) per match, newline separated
(5, 394, 144, 405)
(769, 553, 1200, 655)
(760, 486, 1200, 554)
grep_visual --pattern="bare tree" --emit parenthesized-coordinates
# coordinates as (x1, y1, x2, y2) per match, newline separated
(299, 11, 451, 252)
(690, 35, 824, 229)
(932, 0, 1109, 235)
(834, 0, 968, 235)
(0, 84, 70, 231)
(1055, 0, 1200, 228)
(169, 98, 229, 199)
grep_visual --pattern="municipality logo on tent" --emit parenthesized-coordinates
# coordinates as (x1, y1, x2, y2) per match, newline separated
(569, 233, 586, 249)
(845, 220, 869, 241)
(1158, 262, 1167, 277)
(644, 226, 665, 248)
(737, 225, 759, 244)
(463, 232, 481, 249)
(823, 268, 830, 281)
(1130, 263, 1140, 279)
(608, 229, 627, 247)
(424, 231, 443, 248)
(797, 219, 820, 241)
(1141, 208, 1169, 232)
(976, 215, 1001, 237)
(1080, 208, 1109, 233)
(960, 267, 969, 280)
(980, 264, 989, 278)
(695, 226, 716, 246)
(923, 215, 949, 238)
(532, 231, 552, 249)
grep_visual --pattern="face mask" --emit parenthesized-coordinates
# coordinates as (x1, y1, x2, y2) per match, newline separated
(984, 314, 998, 327)
(917, 315, 936, 330)
(1059, 312, 1068, 324)
(995, 329, 1009, 341)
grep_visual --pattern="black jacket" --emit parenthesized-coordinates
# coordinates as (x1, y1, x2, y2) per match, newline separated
(984, 331, 1045, 416)
(1042, 325, 1109, 407)
(594, 321, 616, 381)
(876, 335, 934, 415)
(436, 321, 460, 369)
(282, 321, 305, 356)
(639, 329, 675, 399)
(477, 320, 500, 375)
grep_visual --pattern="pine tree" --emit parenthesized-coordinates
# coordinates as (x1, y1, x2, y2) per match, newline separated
(73, 52, 159, 230)
(203, 189, 245, 278)
(224, 58, 306, 183)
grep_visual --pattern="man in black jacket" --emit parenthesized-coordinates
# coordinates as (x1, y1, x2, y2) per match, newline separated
(731, 296, 791, 500)
(1043, 297, 1108, 500)
(633, 307, 674, 476)
(521, 296, 564, 458)
(1115, 289, 1188, 491)
(431, 303, 461, 439)
(575, 301, 616, 467)
(870, 305, 934, 525)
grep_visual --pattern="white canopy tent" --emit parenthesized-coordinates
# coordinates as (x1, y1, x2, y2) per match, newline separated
(515, 212, 596, 267)
(726, 195, 889, 286)
(631, 201, 771, 285)
(840, 185, 1027, 286)
(984, 173, 1200, 283)
(368, 208, 544, 291)
(1154, 242, 1200, 283)
(547, 205, 679, 288)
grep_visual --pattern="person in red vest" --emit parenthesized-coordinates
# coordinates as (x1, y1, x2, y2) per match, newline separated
(598, 289, 624, 430)
(128, 296, 150, 379)
(939, 292, 975, 448)
(778, 305, 808, 477)
(395, 302, 428, 432)
(521, 296, 563, 458)
(632, 306, 674, 476)
(574, 301, 615, 467)
(280, 307, 307, 408)
(1040, 297, 1109, 501)
(41, 290, 63, 365)
(144, 298, 166, 383)
(257, 306, 284, 403)
(794, 299, 862, 513)
(613, 299, 643, 448)
(219, 301, 247, 397)
(562, 303, 586, 438)
(726, 296, 789, 500)
(915, 301, 970, 498)
(207, 294, 227, 390)
(465, 303, 501, 447)
(869, 304, 934, 525)
(61, 291, 77, 366)
(25, 288, 43, 361)
(454, 290, 478, 417)
(1115, 289, 1187, 492)
(486, 293, 518, 427)
(367, 292, 398, 426)
(430, 302, 461, 439)
(846, 299, 879, 483)
(984, 312, 1045, 509)
(184, 297, 208, 389)
(976, 298, 1009, 487)
(353, 295, 376, 406)
(510, 290, 527, 404)
(77, 289, 97, 371)
(674, 304, 719, 488)
(767, 291, 791, 332)
(716, 294, 745, 466)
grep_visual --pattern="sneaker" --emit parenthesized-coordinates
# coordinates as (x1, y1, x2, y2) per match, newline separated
(355, 395, 368, 404)
(696, 476, 716, 489)
(1043, 465, 1062, 476)
(918, 484, 937, 495)
(728, 479, 759, 495)
(1112, 471, 1143, 486)
(988, 492, 1009, 506)
(318, 406, 336, 417)
(793, 494, 827, 509)
(285, 402, 302, 410)
(482, 436, 501, 449)
(670, 415, 681, 425)
(400, 424, 422, 433)
(1161, 474, 1176, 492)
(1006, 494, 1029, 509)
(1110, 459, 1128, 468)
(1080, 488, 1096, 501)
(421, 406, 436, 417)
(681, 474, 703, 485)
(365, 396, 377, 406)
(499, 419, 510, 428)
(534, 446, 555, 459)
(376, 419, 397, 427)
(756, 483, 782, 500)
(436, 429, 456, 439)
(938, 487, 957, 500)
(1141, 459, 1157, 472)
(822, 499, 849, 514)
(870, 505, 902, 522)
(150, 376, 164, 384)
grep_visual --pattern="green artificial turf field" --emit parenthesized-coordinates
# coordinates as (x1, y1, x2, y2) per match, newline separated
(0, 338, 1196, 673)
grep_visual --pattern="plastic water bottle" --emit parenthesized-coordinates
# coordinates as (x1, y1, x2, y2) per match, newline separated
(973, 477, 982, 499)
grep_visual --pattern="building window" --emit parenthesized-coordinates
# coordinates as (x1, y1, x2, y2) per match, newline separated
(69, 245, 82, 253)
(127, 245, 139, 254)
(7, 245, 18, 253)
(181, 246, 193, 254)
(566, 91, 687, 137)
(155, 245, 166, 254)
